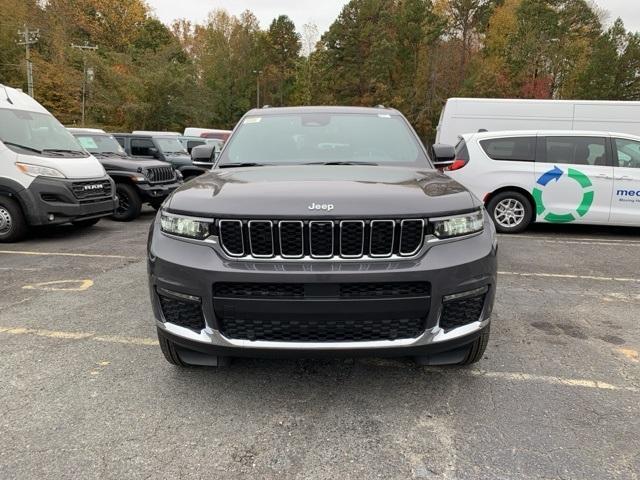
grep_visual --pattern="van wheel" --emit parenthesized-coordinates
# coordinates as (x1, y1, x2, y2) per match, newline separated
(112, 183, 142, 222)
(487, 191, 533, 233)
(459, 327, 490, 366)
(0, 197, 28, 243)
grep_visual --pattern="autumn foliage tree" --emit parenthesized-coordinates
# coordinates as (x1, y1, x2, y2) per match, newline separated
(1, 0, 639, 140)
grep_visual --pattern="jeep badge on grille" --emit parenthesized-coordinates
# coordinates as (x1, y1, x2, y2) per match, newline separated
(308, 203, 334, 212)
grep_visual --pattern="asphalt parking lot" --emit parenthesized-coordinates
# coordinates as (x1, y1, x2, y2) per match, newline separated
(1, 210, 639, 480)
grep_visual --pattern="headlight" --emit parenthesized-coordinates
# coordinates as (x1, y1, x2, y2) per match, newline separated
(175, 170, 183, 180)
(160, 211, 211, 240)
(432, 209, 484, 239)
(15, 163, 65, 179)
(131, 174, 147, 182)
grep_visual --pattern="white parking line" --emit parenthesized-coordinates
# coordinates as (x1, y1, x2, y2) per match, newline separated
(499, 271, 640, 283)
(0, 250, 139, 260)
(1, 325, 638, 393)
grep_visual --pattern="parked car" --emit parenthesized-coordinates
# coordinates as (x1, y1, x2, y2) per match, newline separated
(183, 127, 232, 141)
(444, 130, 640, 233)
(70, 129, 182, 221)
(436, 97, 640, 146)
(113, 133, 207, 181)
(178, 136, 224, 155)
(148, 106, 497, 368)
(0, 84, 116, 242)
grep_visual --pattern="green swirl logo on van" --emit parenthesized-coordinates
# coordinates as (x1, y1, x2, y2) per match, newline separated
(532, 166, 594, 223)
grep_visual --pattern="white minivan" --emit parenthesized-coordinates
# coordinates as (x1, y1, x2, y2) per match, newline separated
(444, 130, 640, 233)
(0, 84, 116, 242)
(436, 98, 640, 146)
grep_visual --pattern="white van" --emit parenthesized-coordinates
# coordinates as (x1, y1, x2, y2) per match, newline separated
(0, 84, 116, 242)
(445, 130, 640, 233)
(436, 98, 640, 146)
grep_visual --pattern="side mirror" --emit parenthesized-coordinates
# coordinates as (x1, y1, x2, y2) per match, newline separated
(191, 144, 216, 165)
(432, 144, 456, 169)
(148, 147, 159, 158)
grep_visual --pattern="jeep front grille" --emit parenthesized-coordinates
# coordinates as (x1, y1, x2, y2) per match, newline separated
(146, 166, 175, 184)
(217, 218, 425, 260)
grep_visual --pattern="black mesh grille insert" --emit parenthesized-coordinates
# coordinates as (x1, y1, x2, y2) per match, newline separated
(158, 295, 205, 331)
(279, 221, 304, 257)
(220, 317, 425, 342)
(249, 221, 274, 257)
(219, 221, 244, 256)
(214, 283, 304, 298)
(400, 220, 424, 255)
(309, 221, 333, 257)
(213, 282, 429, 299)
(340, 282, 429, 298)
(370, 221, 395, 256)
(340, 221, 364, 257)
(440, 294, 486, 331)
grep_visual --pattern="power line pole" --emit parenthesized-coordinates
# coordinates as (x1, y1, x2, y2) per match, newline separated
(253, 70, 263, 108)
(17, 25, 39, 98)
(71, 42, 98, 126)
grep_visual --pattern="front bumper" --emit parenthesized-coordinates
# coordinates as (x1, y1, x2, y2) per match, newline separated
(137, 181, 181, 202)
(148, 215, 498, 358)
(18, 176, 116, 226)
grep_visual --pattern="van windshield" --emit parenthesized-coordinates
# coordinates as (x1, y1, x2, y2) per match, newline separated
(0, 109, 87, 157)
(218, 113, 430, 168)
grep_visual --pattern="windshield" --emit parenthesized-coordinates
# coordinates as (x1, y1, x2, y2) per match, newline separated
(75, 134, 126, 155)
(218, 113, 430, 167)
(156, 137, 188, 155)
(0, 108, 86, 156)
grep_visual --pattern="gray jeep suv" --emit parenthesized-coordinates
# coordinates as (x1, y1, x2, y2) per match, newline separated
(147, 106, 497, 367)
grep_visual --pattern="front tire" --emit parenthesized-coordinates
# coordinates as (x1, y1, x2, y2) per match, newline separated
(112, 183, 142, 222)
(459, 327, 490, 365)
(157, 328, 230, 367)
(486, 191, 533, 233)
(0, 197, 28, 243)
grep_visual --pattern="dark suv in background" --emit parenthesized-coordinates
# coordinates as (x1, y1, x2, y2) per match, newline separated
(148, 106, 497, 368)
(71, 130, 182, 221)
(114, 133, 208, 181)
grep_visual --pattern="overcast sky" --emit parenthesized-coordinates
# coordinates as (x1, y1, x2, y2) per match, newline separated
(146, 0, 640, 34)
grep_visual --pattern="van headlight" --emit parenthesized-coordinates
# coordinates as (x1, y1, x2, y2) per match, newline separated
(432, 209, 484, 239)
(16, 163, 66, 179)
(160, 211, 211, 240)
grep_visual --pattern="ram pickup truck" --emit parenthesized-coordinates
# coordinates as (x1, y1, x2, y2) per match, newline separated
(147, 106, 497, 368)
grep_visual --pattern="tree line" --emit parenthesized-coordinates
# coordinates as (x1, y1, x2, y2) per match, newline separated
(1, 0, 639, 141)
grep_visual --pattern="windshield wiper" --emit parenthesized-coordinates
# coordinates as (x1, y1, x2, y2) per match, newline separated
(42, 149, 86, 156)
(1, 141, 42, 154)
(304, 161, 379, 166)
(218, 162, 268, 169)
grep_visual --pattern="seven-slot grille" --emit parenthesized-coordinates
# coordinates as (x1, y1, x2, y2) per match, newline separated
(71, 180, 112, 201)
(145, 166, 175, 183)
(218, 218, 425, 259)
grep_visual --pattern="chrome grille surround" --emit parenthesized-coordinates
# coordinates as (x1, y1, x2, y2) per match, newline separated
(216, 218, 427, 261)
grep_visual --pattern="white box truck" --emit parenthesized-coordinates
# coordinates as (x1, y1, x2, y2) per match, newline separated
(0, 84, 116, 242)
(436, 98, 640, 146)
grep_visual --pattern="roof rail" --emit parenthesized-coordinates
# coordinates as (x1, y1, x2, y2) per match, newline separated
(375, 104, 386, 109)
(262, 105, 271, 109)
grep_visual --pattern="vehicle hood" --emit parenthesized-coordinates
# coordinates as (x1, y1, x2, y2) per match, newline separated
(13, 151, 106, 179)
(98, 155, 170, 172)
(167, 165, 479, 217)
